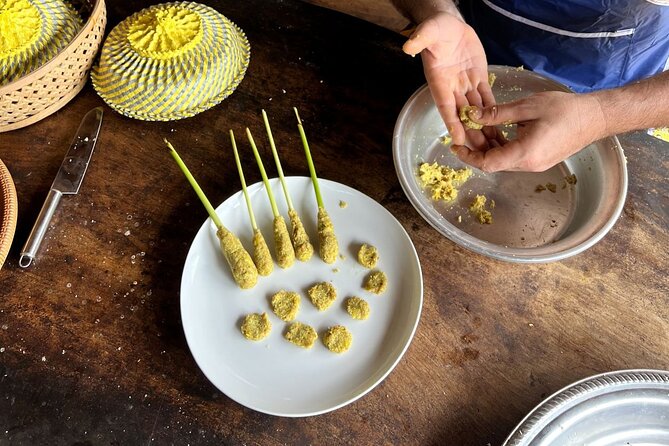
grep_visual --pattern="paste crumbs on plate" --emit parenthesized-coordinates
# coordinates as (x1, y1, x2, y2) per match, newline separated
(469, 195, 493, 224)
(241, 312, 271, 341)
(284, 321, 318, 348)
(322, 325, 352, 353)
(418, 162, 472, 202)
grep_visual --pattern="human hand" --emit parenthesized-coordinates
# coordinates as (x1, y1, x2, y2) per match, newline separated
(451, 91, 607, 172)
(402, 12, 494, 147)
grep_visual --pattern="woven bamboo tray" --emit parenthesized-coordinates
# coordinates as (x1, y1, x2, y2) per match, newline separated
(0, 0, 107, 133)
(0, 160, 18, 270)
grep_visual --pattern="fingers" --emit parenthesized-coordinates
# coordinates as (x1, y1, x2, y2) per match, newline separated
(467, 99, 538, 127)
(431, 88, 465, 145)
(452, 140, 527, 173)
(477, 80, 496, 108)
(402, 19, 439, 56)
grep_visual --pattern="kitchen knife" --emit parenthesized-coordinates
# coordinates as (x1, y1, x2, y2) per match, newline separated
(19, 107, 103, 268)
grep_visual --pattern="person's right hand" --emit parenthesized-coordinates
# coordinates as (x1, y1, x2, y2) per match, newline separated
(402, 12, 494, 148)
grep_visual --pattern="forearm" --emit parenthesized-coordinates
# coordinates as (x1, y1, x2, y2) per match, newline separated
(590, 71, 669, 138)
(391, 0, 462, 24)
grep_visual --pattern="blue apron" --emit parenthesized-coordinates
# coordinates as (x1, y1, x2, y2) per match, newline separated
(460, 0, 669, 92)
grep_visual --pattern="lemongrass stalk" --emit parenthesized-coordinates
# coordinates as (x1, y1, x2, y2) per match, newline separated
(166, 139, 258, 288)
(262, 109, 294, 210)
(246, 128, 280, 218)
(230, 130, 273, 276)
(230, 130, 258, 231)
(166, 139, 223, 229)
(246, 128, 295, 269)
(293, 108, 338, 264)
(294, 108, 324, 208)
(262, 110, 314, 262)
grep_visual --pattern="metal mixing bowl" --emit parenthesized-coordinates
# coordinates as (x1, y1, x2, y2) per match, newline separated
(392, 65, 628, 263)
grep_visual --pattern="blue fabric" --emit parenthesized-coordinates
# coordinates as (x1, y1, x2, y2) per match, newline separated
(460, 0, 669, 92)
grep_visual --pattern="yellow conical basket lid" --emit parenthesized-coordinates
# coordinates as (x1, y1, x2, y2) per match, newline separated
(92, 2, 250, 121)
(0, 0, 82, 86)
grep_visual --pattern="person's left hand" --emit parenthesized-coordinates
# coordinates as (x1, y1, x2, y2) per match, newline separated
(402, 12, 495, 150)
(451, 91, 607, 172)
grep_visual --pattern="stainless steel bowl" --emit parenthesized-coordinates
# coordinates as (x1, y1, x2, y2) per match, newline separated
(503, 369, 669, 446)
(392, 66, 628, 263)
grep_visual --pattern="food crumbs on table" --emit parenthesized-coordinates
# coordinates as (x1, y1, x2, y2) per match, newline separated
(457, 215, 462, 223)
(535, 184, 546, 193)
(490, 199, 496, 209)
(241, 313, 271, 341)
(469, 195, 493, 224)
(333, 267, 339, 273)
(546, 182, 557, 193)
(459, 105, 483, 130)
(338, 200, 347, 209)
(307, 282, 337, 311)
(357, 243, 379, 269)
(322, 325, 352, 353)
(418, 162, 472, 203)
(516, 65, 524, 71)
(440, 135, 452, 145)
(363, 270, 388, 295)
(284, 322, 318, 348)
(270, 291, 300, 322)
(488, 72, 496, 87)
(345, 297, 370, 320)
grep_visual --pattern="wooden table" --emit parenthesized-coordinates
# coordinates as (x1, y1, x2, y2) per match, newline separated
(1, 1, 668, 444)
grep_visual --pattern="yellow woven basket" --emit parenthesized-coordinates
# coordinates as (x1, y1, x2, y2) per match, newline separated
(92, 2, 250, 121)
(0, 159, 18, 270)
(0, 0, 107, 133)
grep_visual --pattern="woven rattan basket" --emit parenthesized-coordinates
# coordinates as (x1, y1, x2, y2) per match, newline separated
(0, 159, 18, 270)
(0, 0, 107, 133)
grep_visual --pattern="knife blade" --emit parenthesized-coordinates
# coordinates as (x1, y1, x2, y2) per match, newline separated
(19, 107, 103, 267)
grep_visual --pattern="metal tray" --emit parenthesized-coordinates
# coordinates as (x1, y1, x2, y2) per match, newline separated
(504, 369, 669, 445)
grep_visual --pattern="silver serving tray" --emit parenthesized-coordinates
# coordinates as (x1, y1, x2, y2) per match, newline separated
(504, 370, 669, 446)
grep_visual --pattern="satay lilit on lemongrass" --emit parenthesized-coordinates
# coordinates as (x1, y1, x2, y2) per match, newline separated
(166, 139, 258, 289)
(262, 109, 314, 262)
(293, 107, 338, 264)
(246, 128, 296, 269)
(230, 130, 273, 276)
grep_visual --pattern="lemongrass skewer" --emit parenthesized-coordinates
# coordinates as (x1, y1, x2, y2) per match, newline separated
(262, 109, 314, 262)
(246, 128, 296, 269)
(166, 139, 257, 289)
(293, 108, 338, 264)
(230, 130, 273, 276)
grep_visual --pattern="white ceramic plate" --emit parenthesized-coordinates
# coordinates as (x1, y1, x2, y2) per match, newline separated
(181, 177, 423, 417)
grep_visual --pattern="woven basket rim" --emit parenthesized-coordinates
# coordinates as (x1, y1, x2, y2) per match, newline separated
(0, 159, 18, 271)
(0, 0, 105, 93)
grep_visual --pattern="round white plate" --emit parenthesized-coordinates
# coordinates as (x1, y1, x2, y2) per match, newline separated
(181, 177, 423, 417)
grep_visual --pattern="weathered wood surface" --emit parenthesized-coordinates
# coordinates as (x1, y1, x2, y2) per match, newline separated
(1, 1, 667, 444)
